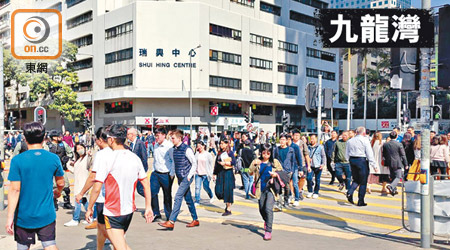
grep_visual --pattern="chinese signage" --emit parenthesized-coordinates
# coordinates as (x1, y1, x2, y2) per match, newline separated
(316, 9, 434, 48)
(138, 47, 197, 68)
(136, 117, 170, 125)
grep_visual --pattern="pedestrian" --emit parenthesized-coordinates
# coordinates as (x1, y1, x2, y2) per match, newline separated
(348, 130, 355, 139)
(75, 127, 113, 249)
(332, 131, 352, 192)
(272, 133, 296, 206)
(127, 127, 149, 197)
(306, 134, 326, 199)
(301, 135, 309, 145)
(370, 132, 390, 195)
(286, 134, 303, 206)
(5, 122, 65, 250)
(65, 143, 94, 227)
(63, 130, 74, 148)
(430, 135, 449, 179)
(402, 132, 415, 178)
(413, 134, 421, 160)
(324, 130, 338, 185)
(239, 139, 257, 199)
(393, 127, 403, 142)
(147, 131, 156, 158)
(150, 128, 175, 222)
(345, 127, 376, 206)
(159, 129, 199, 229)
(194, 140, 215, 206)
(209, 133, 217, 155)
(213, 137, 236, 216)
(86, 124, 153, 249)
(293, 129, 311, 199)
(382, 131, 408, 196)
(249, 143, 283, 241)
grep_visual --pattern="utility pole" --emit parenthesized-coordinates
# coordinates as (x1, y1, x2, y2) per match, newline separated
(347, 48, 352, 130)
(364, 57, 367, 129)
(0, 46, 4, 210)
(420, 0, 432, 247)
(317, 75, 322, 140)
(397, 91, 402, 130)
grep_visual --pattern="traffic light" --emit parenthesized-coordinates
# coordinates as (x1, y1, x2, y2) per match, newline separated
(402, 109, 411, 125)
(152, 118, 159, 128)
(34, 106, 47, 125)
(433, 105, 442, 120)
(83, 118, 91, 129)
(305, 83, 316, 113)
(244, 112, 249, 123)
(282, 113, 291, 132)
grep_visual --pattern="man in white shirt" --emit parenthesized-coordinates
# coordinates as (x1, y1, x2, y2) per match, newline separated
(345, 127, 376, 207)
(150, 128, 175, 222)
(86, 125, 152, 249)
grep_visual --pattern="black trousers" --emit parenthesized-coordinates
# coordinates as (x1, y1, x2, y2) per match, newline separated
(348, 157, 369, 203)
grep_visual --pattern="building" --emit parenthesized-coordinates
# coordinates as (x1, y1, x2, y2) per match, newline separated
(329, 0, 410, 9)
(2, 0, 345, 134)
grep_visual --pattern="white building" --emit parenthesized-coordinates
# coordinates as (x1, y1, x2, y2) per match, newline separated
(2, 0, 346, 133)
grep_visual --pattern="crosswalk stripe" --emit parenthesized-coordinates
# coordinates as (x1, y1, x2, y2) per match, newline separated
(319, 185, 402, 202)
(316, 195, 402, 210)
(233, 201, 403, 231)
(196, 204, 243, 215)
(177, 216, 364, 240)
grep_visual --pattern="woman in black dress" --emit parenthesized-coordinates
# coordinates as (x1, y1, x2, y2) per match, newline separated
(213, 138, 236, 216)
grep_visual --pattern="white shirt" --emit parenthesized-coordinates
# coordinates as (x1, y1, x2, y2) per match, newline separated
(95, 149, 146, 216)
(91, 147, 113, 203)
(70, 156, 91, 195)
(345, 135, 375, 165)
(153, 140, 175, 176)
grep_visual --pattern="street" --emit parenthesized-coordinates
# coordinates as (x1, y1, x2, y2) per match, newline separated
(1, 158, 449, 250)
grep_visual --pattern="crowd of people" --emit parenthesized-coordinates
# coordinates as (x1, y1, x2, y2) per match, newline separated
(4, 121, 450, 249)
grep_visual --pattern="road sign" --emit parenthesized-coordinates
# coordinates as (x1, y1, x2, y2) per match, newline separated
(246, 123, 253, 131)
(210, 106, 218, 116)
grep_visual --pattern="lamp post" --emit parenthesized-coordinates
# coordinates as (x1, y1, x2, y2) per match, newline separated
(77, 53, 94, 135)
(189, 45, 201, 143)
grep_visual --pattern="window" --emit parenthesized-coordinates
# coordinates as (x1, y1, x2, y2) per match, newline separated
(278, 40, 298, 53)
(278, 63, 298, 74)
(210, 76, 241, 89)
(230, 0, 255, 8)
(105, 101, 133, 114)
(250, 57, 273, 70)
(69, 58, 92, 71)
(216, 102, 242, 115)
(278, 85, 298, 95)
(67, 11, 92, 29)
(49, 2, 62, 11)
(105, 48, 133, 64)
(251, 105, 273, 116)
(307, 48, 336, 62)
(105, 21, 133, 40)
(209, 24, 241, 41)
(0, 12, 9, 27)
(209, 50, 241, 65)
(71, 34, 92, 48)
(105, 74, 133, 89)
(72, 81, 92, 92)
(250, 34, 273, 48)
(306, 68, 336, 81)
(0, 0, 10, 8)
(292, 0, 328, 9)
(250, 81, 272, 92)
(66, 0, 85, 8)
(260, 2, 281, 16)
(289, 11, 320, 27)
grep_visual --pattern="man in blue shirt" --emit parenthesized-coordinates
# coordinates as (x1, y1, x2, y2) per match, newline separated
(6, 122, 65, 250)
(273, 133, 296, 207)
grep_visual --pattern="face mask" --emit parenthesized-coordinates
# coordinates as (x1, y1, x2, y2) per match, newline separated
(77, 149, 85, 156)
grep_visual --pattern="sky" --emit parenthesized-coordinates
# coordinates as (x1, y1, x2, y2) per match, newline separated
(411, 0, 449, 8)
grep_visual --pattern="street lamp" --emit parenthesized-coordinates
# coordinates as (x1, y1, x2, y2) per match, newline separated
(343, 49, 352, 130)
(189, 45, 201, 143)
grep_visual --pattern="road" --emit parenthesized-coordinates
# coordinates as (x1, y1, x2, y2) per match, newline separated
(0, 157, 449, 250)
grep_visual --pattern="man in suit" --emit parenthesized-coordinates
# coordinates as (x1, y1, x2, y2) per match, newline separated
(127, 127, 149, 197)
(382, 131, 408, 196)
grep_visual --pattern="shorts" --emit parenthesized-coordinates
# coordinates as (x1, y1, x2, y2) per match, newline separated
(104, 213, 133, 232)
(14, 221, 56, 249)
(96, 203, 105, 225)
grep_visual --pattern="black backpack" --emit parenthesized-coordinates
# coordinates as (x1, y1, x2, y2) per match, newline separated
(48, 142, 69, 170)
(19, 141, 28, 154)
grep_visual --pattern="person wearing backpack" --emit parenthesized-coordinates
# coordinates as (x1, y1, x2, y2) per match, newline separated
(249, 143, 283, 241)
(45, 130, 74, 210)
(239, 140, 256, 199)
(272, 133, 296, 207)
(306, 134, 326, 199)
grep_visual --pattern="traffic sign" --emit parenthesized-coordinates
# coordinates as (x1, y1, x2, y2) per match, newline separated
(210, 106, 218, 116)
(246, 123, 253, 131)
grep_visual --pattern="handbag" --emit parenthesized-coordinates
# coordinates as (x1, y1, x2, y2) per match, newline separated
(251, 163, 270, 196)
(407, 159, 421, 181)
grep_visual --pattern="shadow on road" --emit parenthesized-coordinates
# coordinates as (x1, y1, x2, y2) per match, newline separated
(77, 235, 112, 250)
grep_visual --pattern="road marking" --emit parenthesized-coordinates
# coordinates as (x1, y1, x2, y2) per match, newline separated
(316, 195, 402, 210)
(319, 185, 402, 202)
(233, 201, 403, 231)
(177, 216, 364, 240)
(196, 204, 243, 215)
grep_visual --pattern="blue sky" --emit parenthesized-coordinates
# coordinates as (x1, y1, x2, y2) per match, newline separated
(411, 0, 449, 8)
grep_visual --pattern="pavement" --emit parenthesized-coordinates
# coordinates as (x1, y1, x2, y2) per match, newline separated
(1, 157, 450, 250)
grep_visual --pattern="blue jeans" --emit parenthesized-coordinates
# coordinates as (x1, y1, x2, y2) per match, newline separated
(150, 171, 173, 219)
(335, 163, 352, 190)
(306, 168, 323, 194)
(348, 157, 369, 202)
(169, 176, 198, 222)
(292, 169, 300, 201)
(147, 143, 154, 157)
(241, 172, 254, 199)
(195, 175, 213, 203)
(73, 199, 88, 221)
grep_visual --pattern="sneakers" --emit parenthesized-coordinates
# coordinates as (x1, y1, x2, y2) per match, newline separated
(293, 201, 300, 207)
(299, 191, 304, 200)
(210, 197, 215, 203)
(306, 193, 313, 198)
(64, 220, 79, 227)
(312, 194, 319, 199)
(81, 220, 90, 225)
(338, 183, 345, 191)
(194, 203, 200, 207)
(263, 231, 272, 241)
(222, 209, 232, 216)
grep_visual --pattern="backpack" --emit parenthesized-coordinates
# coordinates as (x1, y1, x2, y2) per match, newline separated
(48, 142, 69, 170)
(19, 141, 28, 154)
(235, 149, 244, 173)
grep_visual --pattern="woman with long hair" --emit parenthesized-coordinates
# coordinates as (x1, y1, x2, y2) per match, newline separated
(208, 133, 217, 156)
(194, 141, 214, 206)
(213, 138, 236, 216)
(413, 134, 421, 159)
(249, 143, 283, 241)
(430, 135, 450, 179)
(64, 143, 93, 227)
(402, 132, 415, 176)
(370, 132, 390, 194)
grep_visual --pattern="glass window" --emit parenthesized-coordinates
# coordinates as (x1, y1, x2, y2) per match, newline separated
(105, 101, 133, 113)
(105, 75, 133, 89)
(67, 11, 92, 29)
(105, 21, 133, 40)
(210, 24, 241, 41)
(250, 81, 272, 92)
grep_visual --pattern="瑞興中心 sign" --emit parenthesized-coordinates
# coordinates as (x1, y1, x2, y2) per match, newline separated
(138, 47, 197, 68)
(315, 9, 434, 48)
